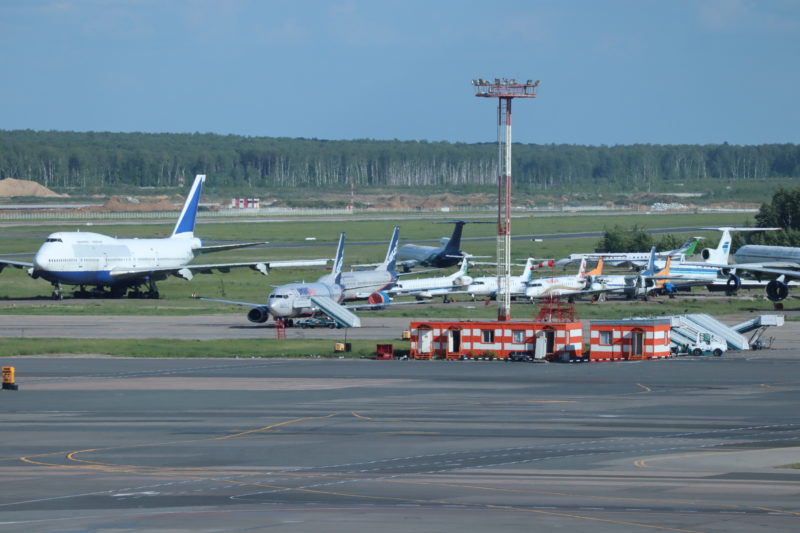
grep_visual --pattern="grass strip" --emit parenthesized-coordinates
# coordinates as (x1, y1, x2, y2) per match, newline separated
(0, 338, 403, 359)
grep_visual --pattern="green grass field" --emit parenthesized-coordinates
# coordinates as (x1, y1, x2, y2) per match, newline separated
(2, 210, 785, 357)
(1, 210, 752, 304)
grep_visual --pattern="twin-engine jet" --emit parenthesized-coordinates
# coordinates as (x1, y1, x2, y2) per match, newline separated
(204, 226, 401, 328)
(0, 175, 327, 299)
(396, 220, 487, 271)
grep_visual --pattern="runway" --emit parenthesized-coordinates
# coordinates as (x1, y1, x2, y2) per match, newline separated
(2, 348, 800, 532)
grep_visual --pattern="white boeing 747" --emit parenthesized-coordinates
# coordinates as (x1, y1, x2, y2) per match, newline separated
(0, 175, 327, 299)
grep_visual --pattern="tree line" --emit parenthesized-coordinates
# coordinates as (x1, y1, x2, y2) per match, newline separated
(0, 130, 799, 191)
(599, 185, 800, 251)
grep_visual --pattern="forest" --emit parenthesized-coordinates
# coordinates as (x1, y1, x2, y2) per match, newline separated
(1, 130, 799, 192)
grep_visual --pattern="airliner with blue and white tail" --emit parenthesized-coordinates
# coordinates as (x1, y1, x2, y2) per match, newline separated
(203, 226, 402, 328)
(0, 174, 327, 299)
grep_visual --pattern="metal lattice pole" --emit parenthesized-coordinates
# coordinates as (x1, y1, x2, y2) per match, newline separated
(474, 78, 539, 321)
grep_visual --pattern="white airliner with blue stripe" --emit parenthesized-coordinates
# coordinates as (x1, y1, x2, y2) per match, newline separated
(0, 174, 327, 299)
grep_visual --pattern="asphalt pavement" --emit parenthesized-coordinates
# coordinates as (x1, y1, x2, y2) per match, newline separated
(1, 321, 799, 532)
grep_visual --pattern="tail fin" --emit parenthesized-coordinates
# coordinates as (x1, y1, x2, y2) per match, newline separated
(576, 257, 587, 279)
(331, 232, 346, 284)
(643, 246, 657, 275)
(586, 257, 604, 277)
(671, 236, 701, 256)
(654, 256, 672, 289)
(171, 174, 205, 238)
(378, 226, 400, 273)
(442, 221, 467, 256)
(699, 227, 780, 263)
(701, 229, 733, 263)
(681, 237, 702, 256)
(457, 257, 470, 276)
(521, 257, 536, 282)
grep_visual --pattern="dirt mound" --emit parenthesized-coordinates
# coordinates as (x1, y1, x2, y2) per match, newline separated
(83, 196, 180, 212)
(0, 178, 67, 198)
(368, 193, 495, 210)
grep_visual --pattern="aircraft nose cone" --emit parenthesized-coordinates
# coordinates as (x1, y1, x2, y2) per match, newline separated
(268, 300, 289, 318)
(33, 250, 48, 271)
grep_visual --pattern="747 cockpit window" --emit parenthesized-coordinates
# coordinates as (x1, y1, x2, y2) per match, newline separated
(45, 238, 63, 243)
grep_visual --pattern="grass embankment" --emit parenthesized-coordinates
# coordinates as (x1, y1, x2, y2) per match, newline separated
(1, 338, 395, 359)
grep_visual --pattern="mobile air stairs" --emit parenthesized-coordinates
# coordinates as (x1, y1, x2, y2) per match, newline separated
(668, 313, 783, 353)
(626, 313, 784, 355)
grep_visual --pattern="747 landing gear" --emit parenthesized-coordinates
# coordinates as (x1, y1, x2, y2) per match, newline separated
(51, 282, 63, 300)
(146, 279, 160, 299)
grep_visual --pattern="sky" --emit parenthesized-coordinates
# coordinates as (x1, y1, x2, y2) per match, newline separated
(1, 0, 799, 145)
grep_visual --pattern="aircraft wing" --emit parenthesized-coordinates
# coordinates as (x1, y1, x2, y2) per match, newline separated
(702, 261, 800, 278)
(108, 259, 329, 281)
(0, 259, 33, 271)
(200, 297, 261, 308)
(196, 242, 269, 253)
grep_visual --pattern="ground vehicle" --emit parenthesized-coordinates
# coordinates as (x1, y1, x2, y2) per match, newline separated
(676, 333, 726, 357)
(296, 317, 342, 329)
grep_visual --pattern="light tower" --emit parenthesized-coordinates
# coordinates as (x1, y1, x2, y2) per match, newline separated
(473, 78, 539, 321)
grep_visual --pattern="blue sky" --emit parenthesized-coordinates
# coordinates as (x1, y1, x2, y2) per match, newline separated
(1, 0, 798, 145)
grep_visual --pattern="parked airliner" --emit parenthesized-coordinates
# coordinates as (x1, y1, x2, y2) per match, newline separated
(388, 258, 472, 300)
(203, 227, 401, 328)
(466, 258, 555, 299)
(396, 220, 486, 271)
(707, 241, 800, 302)
(0, 174, 326, 299)
(555, 236, 701, 267)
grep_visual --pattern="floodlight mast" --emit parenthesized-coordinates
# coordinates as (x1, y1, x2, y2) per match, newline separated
(473, 78, 539, 321)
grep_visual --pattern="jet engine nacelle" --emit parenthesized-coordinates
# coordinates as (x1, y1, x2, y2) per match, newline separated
(453, 275, 473, 286)
(247, 306, 271, 323)
(368, 291, 391, 305)
(766, 279, 789, 302)
(701, 248, 712, 261)
(726, 273, 741, 292)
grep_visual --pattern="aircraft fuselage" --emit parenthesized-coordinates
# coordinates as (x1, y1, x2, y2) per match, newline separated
(31, 231, 200, 286)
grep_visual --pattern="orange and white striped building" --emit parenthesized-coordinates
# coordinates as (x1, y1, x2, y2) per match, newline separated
(408, 320, 583, 361)
(588, 318, 673, 362)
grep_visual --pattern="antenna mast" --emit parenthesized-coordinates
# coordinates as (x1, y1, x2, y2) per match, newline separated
(473, 78, 539, 321)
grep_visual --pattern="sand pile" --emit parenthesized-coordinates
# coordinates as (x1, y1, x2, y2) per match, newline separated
(0, 178, 67, 198)
(82, 196, 180, 212)
(368, 193, 494, 210)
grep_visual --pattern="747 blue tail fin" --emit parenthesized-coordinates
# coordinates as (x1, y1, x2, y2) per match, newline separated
(171, 174, 205, 238)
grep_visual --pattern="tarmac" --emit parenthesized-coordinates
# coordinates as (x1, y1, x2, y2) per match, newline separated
(1, 311, 799, 532)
